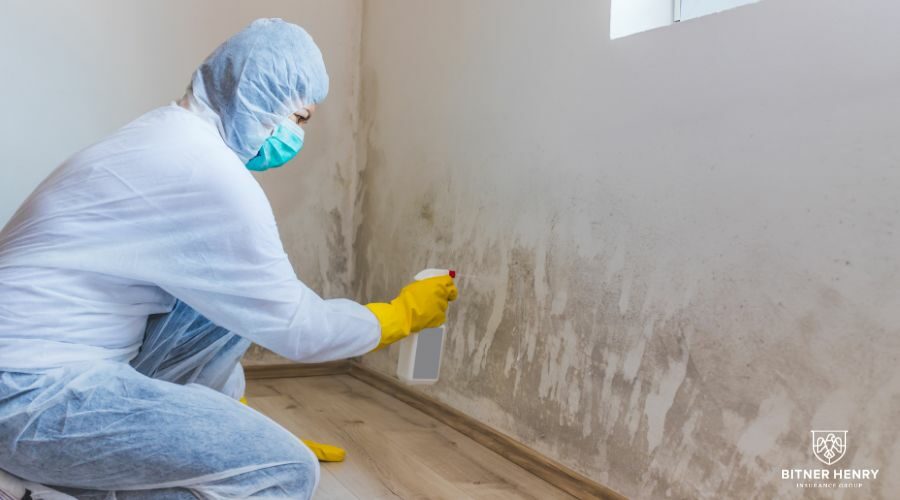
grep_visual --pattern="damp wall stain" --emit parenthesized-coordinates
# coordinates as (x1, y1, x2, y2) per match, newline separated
(351, 1, 900, 498)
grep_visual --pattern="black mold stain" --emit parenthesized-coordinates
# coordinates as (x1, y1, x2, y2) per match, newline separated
(325, 207, 348, 285)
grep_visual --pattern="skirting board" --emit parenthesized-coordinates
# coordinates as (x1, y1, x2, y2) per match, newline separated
(244, 360, 350, 380)
(348, 363, 627, 500)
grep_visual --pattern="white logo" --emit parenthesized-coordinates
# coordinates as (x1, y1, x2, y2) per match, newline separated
(812, 430, 847, 465)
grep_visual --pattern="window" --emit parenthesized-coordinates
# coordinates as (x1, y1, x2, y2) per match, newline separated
(610, 0, 758, 39)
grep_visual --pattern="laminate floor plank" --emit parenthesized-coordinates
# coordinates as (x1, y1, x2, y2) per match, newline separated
(316, 466, 360, 499)
(288, 376, 573, 499)
(249, 394, 401, 499)
(246, 375, 575, 500)
(285, 376, 572, 500)
(327, 376, 576, 500)
(244, 379, 280, 397)
(262, 379, 474, 499)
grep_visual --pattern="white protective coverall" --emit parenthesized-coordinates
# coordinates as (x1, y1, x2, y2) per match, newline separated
(0, 18, 379, 499)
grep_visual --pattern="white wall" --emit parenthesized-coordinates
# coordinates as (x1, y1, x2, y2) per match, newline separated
(355, 0, 900, 498)
(0, 0, 364, 364)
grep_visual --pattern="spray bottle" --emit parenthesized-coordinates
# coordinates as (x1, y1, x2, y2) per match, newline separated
(396, 268, 456, 384)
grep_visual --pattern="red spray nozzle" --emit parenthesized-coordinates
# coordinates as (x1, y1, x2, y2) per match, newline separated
(449, 270, 456, 278)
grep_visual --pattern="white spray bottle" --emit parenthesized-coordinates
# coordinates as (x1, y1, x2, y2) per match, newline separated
(396, 268, 456, 384)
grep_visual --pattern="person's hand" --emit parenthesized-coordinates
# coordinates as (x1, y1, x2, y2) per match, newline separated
(301, 439, 346, 462)
(366, 276, 459, 351)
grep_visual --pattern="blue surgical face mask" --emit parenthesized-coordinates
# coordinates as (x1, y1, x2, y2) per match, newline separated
(245, 118, 305, 171)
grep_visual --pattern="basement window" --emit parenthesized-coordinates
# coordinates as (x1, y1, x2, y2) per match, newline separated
(610, 0, 758, 39)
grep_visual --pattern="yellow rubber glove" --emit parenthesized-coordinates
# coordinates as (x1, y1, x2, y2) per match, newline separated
(366, 275, 459, 351)
(239, 397, 346, 462)
(300, 439, 346, 462)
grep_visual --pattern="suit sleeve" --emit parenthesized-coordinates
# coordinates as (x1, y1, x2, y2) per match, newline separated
(155, 162, 381, 362)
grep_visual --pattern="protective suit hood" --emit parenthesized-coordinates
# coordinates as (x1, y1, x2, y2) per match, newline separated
(184, 18, 329, 163)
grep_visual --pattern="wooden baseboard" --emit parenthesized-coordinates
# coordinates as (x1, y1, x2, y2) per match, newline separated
(348, 363, 627, 500)
(244, 360, 351, 380)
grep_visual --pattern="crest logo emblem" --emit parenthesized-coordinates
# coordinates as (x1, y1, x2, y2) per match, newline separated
(811, 430, 847, 465)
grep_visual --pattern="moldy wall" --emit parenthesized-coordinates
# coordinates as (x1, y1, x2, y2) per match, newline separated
(353, 1, 900, 498)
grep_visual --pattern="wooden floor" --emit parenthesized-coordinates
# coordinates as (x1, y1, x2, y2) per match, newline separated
(246, 375, 575, 499)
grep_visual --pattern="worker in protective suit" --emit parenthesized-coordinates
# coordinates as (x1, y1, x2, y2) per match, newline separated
(0, 18, 457, 499)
